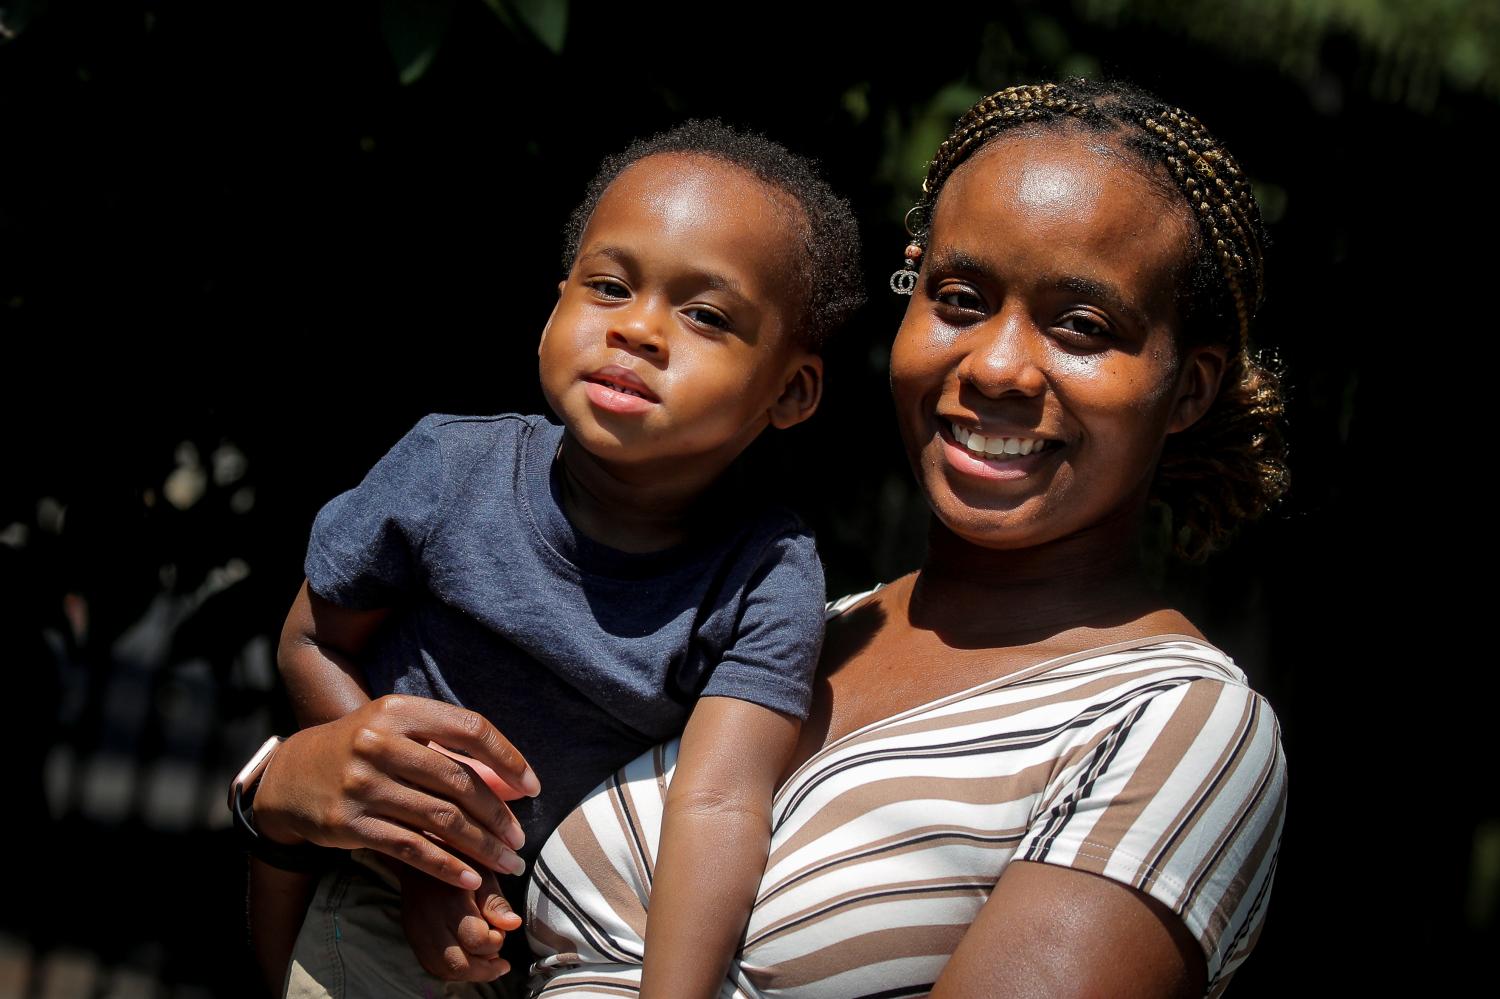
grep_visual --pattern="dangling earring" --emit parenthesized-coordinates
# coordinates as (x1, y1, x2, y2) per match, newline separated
(889, 205, 925, 296)
(889, 243, 922, 295)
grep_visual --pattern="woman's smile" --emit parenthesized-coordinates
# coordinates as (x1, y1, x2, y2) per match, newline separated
(891, 131, 1207, 547)
(938, 420, 1064, 480)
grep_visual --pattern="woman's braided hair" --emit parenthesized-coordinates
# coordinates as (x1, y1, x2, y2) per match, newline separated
(908, 79, 1288, 559)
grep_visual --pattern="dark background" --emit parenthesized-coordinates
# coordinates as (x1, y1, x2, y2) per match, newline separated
(1, 1, 1491, 995)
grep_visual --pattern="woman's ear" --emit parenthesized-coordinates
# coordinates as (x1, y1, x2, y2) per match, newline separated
(537, 280, 566, 357)
(768, 354, 824, 430)
(1167, 344, 1229, 434)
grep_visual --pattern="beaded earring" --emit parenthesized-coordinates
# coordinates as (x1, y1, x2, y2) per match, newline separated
(889, 206, 926, 296)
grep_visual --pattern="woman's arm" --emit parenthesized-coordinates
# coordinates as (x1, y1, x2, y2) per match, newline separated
(930, 860, 1205, 999)
(247, 583, 538, 990)
(935, 678, 1286, 997)
(255, 581, 527, 990)
(253, 581, 536, 878)
(640, 696, 800, 999)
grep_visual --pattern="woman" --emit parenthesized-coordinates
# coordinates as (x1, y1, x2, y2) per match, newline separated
(248, 79, 1287, 997)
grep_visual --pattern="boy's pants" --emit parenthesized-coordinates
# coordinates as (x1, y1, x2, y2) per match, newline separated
(285, 851, 520, 999)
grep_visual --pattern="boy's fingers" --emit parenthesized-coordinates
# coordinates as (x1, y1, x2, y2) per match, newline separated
(436, 945, 510, 983)
(376, 696, 541, 797)
(455, 914, 504, 956)
(480, 883, 524, 932)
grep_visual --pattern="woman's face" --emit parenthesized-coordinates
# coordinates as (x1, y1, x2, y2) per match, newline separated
(890, 131, 1226, 551)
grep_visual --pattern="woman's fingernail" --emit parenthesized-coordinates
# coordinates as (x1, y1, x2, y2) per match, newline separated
(459, 869, 482, 890)
(520, 768, 541, 797)
(504, 825, 525, 850)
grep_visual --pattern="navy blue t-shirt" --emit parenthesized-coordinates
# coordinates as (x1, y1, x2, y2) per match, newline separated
(303, 413, 825, 857)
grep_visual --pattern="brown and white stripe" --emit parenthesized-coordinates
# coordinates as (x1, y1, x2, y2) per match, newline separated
(526, 634, 1286, 998)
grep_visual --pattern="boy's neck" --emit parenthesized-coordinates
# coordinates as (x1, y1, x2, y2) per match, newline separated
(554, 430, 736, 554)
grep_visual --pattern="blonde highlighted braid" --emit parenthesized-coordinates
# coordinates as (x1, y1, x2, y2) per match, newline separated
(906, 80, 1288, 559)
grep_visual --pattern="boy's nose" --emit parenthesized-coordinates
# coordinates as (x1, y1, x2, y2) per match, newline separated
(607, 311, 668, 359)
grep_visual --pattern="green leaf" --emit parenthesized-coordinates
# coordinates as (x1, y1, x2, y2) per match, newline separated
(380, 0, 457, 86)
(482, 0, 568, 53)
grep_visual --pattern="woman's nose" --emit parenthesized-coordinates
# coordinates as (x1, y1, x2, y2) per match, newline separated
(957, 309, 1047, 398)
(607, 304, 668, 360)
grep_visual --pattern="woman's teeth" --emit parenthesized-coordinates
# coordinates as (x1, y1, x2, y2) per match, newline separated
(951, 423, 1050, 457)
(602, 380, 646, 398)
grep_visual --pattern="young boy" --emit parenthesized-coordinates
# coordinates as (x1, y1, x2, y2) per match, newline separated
(262, 120, 864, 997)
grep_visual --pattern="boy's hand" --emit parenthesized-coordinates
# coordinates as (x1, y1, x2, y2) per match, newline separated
(398, 865, 522, 983)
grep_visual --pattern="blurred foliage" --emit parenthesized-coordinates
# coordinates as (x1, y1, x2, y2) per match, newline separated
(481, 0, 567, 54)
(355, 0, 1500, 111)
(1078, 0, 1500, 106)
(0, 0, 47, 40)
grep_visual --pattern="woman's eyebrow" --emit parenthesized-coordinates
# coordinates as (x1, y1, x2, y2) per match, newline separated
(927, 249, 992, 278)
(1055, 275, 1149, 328)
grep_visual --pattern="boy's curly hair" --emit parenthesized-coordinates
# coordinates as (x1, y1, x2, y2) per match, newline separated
(562, 120, 865, 354)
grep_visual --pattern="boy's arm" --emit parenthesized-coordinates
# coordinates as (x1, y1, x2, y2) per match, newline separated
(249, 580, 389, 995)
(278, 578, 385, 725)
(640, 695, 800, 999)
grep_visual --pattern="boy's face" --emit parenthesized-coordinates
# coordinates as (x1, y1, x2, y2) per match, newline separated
(539, 153, 821, 475)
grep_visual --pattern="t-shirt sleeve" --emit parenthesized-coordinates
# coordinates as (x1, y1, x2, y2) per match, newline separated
(303, 414, 448, 609)
(698, 527, 826, 721)
(1015, 678, 1287, 996)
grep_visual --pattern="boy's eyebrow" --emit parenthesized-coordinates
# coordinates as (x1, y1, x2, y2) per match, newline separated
(579, 244, 750, 303)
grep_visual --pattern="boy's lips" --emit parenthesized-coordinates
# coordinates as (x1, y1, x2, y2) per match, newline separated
(582, 364, 660, 415)
(583, 365, 660, 402)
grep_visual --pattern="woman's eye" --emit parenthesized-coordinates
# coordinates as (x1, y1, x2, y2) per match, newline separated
(934, 286, 984, 313)
(684, 306, 731, 331)
(1055, 313, 1112, 341)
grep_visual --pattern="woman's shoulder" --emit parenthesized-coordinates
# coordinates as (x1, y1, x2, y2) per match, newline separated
(1053, 602, 1256, 691)
(823, 583, 887, 621)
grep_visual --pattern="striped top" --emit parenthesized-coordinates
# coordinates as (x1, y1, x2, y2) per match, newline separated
(525, 628, 1287, 998)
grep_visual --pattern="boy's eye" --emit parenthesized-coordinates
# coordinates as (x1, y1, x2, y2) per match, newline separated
(684, 306, 731, 331)
(587, 278, 630, 299)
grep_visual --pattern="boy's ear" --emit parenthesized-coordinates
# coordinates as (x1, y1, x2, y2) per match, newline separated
(768, 353, 824, 430)
(1166, 344, 1229, 434)
(537, 281, 566, 357)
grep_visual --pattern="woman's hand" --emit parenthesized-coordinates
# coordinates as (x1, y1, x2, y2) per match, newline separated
(251, 694, 539, 889)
